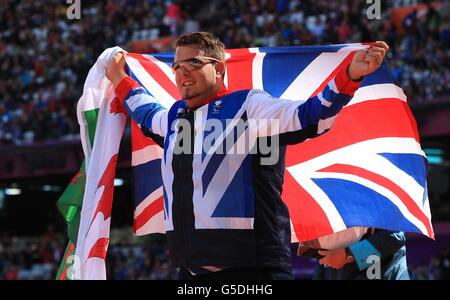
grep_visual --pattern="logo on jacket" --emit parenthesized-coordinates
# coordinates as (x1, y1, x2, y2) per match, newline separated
(212, 99, 222, 114)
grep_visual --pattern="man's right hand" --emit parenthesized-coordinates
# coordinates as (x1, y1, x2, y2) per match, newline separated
(106, 52, 128, 88)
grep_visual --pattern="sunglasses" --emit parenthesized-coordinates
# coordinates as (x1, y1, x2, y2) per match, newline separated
(171, 55, 220, 74)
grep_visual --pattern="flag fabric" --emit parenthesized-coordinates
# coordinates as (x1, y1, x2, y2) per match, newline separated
(57, 47, 127, 279)
(125, 44, 434, 242)
(58, 44, 434, 280)
(55, 161, 85, 279)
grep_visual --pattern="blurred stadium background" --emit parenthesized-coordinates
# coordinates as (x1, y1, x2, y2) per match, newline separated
(0, 0, 449, 280)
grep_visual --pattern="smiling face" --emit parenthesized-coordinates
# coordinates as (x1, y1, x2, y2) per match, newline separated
(174, 45, 224, 108)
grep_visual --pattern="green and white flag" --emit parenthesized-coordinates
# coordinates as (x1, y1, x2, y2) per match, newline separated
(57, 47, 127, 280)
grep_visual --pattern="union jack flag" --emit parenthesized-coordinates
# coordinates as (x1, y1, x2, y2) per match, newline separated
(125, 44, 434, 242)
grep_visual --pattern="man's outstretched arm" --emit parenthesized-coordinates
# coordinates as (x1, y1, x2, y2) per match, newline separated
(106, 52, 168, 138)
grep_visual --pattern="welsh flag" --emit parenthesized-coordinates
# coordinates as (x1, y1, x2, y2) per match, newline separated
(56, 47, 126, 280)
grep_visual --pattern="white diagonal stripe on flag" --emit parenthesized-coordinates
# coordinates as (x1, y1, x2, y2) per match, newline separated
(135, 186, 164, 217)
(125, 56, 176, 109)
(347, 83, 407, 106)
(132, 145, 163, 167)
(280, 44, 369, 100)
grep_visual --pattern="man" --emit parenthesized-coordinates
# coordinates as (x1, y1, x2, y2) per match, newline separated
(106, 32, 389, 280)
(313, 229, 410, 280)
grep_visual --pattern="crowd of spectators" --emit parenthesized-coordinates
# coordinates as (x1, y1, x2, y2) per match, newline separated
(204, 0, 449, 105)
(0, 0, 449, 146)
(409, 250, 450, 280)
(0, 231, 61, 280)
(0, 0, 200, 146)
(0, 226, 179, 280)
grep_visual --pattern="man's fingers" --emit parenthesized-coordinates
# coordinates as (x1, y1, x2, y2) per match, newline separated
(368, 49, 386, 65)
(365, 52, 382, 67)
(368, 46, 386, 58)
(106, 52, 128, 86)
(113, 53, 121, 62)
(368, 57, 379, 70)
(369, 51, 383, 64)
(374, 41, 389, 52)
(113, 52, 126, 64)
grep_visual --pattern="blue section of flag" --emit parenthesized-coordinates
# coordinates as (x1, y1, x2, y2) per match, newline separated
(259, 45, 347, 98)
(378, 153, 427, 189)
(261, 52, 319, 98)
(360, 62, 398, 88)
(259, 44, 347, 54)
(312, 178, 420, 233)
(143, 53, 174, 68)
(133, 159, 163, 207)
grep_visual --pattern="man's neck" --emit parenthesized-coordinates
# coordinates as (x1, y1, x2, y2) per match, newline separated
(187, 84, 228, 110)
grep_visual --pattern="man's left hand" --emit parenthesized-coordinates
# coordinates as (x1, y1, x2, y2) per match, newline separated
(318, 249, 348, 269)
(347, 41, 389, 81)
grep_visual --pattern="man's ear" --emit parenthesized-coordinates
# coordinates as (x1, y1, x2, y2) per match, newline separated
(215, 61, 226, 79)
